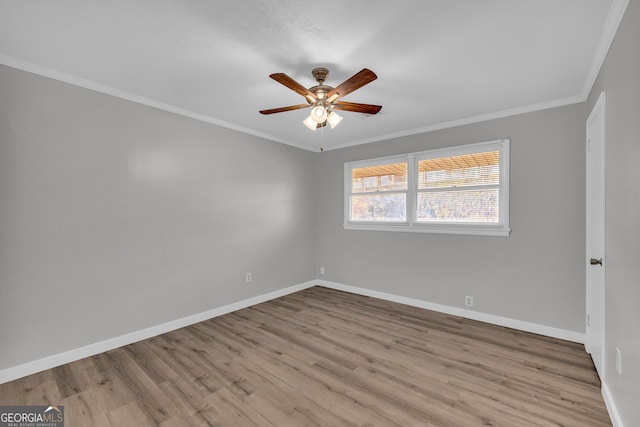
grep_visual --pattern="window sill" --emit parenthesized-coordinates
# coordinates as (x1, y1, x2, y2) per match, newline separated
(344, 222, 511, 237)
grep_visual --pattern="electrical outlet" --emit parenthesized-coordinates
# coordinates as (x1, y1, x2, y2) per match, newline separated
(465, 296, 474, 307)
(245, 272, 252, 283)
(616, 347, 622, 375)
(320, 267, 325, 275)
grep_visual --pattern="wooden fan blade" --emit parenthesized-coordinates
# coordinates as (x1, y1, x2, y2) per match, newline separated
(326, 68, 377, 102)
(270, 73, 317, 101)
(332, 101, 382, 115)
(259, 104, 309, 115)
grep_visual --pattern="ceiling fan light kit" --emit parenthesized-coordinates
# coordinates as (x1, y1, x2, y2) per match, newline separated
(310, 104, 328, 123)
(260, 67, 382, 131)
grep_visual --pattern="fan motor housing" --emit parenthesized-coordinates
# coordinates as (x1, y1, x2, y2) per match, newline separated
(311, 67, 329, 83)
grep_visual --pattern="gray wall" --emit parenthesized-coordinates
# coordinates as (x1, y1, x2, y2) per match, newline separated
(587, 0, 640, 425)
(3, 16, 637, 421)
(0, 65, 317, 371)
(316, 104, 586, 332)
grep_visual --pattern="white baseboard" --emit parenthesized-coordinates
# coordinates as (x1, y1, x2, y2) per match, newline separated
(318, 281, 623, 427)
(602, 381, 625, 427)
(316, 280, 585, 344)
(0, 281, 316, 385)
(0, 279, 587, 384)
(2, 279, 615, 424)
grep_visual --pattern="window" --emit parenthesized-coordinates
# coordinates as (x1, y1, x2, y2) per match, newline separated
(349, 156, 408, 222)
(344, 139, 510, 236)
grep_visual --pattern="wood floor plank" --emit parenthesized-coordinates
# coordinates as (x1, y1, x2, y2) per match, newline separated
(62, 389, 112, 427)
(0, 286, 611, 426)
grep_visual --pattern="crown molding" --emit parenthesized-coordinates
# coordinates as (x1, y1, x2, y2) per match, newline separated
(0, 0, 629, 153)
(322, 94, 585, 151)
(582, 0, 631, 98)
(0, 55, 315, 152)
(321, 0, 630, 152)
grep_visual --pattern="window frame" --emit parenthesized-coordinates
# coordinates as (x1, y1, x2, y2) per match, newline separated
(344, 139, 510, 236)
(344, 154, 409, 225)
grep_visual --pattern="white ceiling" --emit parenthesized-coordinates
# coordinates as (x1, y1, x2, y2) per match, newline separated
(0, 0, 623, 151)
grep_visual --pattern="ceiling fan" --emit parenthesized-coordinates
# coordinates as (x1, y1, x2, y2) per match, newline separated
(260, 67, 382, 130)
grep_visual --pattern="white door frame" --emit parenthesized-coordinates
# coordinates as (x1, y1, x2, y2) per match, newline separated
(585, 91, 606, 379)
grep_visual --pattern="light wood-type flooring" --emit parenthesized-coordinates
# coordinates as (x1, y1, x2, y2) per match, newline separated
(0, 286, 611, 426)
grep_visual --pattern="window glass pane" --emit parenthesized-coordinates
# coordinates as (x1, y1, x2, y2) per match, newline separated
(418, 151, 499, 189)
(352, 162, 408, 193)
(417, 189, 499, 223)
(344, 139, 509, 235)
(351, 193, 406, 222)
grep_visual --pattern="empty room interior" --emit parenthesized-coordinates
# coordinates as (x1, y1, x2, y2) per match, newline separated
(1, 1, 639, 426)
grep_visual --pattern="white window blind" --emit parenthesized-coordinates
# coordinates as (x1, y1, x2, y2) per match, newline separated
(416, 150, 500, 223)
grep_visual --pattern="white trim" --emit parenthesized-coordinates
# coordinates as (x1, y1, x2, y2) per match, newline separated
(316, 280, 585, 343)
(582, 0, 631, 98)
(344, 139, 510, 236)
(344, 223, 510, 236)
(0, 0, 627, 154)
(0, 54, 582, 153)
(0, 281, 316, 385)
(0, 55, 316, 153)
(602, 381, 624, 427)
(323, 95, 584, 151)
(325, 0, 630, 153)
(0, 0, 628, 155)
(585, 91, 606, 379)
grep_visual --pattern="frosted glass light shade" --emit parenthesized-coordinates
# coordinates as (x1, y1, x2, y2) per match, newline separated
(327, 111, 343, 129)
(303, 114, 317, 130)
(310, 105, 327, 123)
